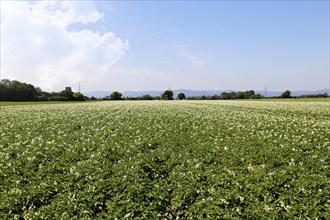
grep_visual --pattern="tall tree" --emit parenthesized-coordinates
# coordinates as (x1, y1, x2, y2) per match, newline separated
(110, 91, 123, 100)
(61, 87, 74, 101)
(161, 90, 174, 100)
(0, 79, 37, 101)
(177, 93, 186, 100)
(281, 90, 291, 98)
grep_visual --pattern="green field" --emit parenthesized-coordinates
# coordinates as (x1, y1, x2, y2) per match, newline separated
(252, 97, 330, 102)
(0, 100, 329, 219)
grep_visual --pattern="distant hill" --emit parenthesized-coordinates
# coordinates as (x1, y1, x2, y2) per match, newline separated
(290, 89, 329, 97)
(84, 89, 329, 98)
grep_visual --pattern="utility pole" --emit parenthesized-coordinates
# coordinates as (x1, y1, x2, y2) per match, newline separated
(78, 82, 81, 93)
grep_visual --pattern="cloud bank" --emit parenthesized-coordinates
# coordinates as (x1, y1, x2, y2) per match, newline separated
(1, 1, 128, 91)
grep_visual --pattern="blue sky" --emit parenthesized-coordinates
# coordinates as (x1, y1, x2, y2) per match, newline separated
(1, 1, 329, 92)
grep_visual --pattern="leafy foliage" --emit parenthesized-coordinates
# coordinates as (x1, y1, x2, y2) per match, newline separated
(281, 90, 291, 98)
(161, 90, 174, 100)
(177, 93, 186, 100)
(0, 100, 329, 219)
(0, 79, 87, 101)
(104, 91, 123, 100)
(0, 79, 37, 101)
(111, 91, 123, 100)
(220, 90, 259, 100)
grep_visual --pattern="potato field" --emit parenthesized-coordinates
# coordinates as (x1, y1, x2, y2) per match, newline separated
(0, 100, 329, 219)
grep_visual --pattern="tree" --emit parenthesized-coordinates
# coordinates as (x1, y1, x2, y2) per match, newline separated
(237, 92, 246, 99)
(73, 92, 86, 101)
(220, 92, 230, 100)
(110, 91, 122, 100)
(61, 87, 73, 101)
(0, 79, 37, 101)
(142, 94, 153, 100)
(0, 79, 88, 101)
(281, 90, 291, 98)
(161, 90, 174, 100)
(177, 93, 186, 100)
(246, 90, 255, 99)
(229, 92, 237, 99)
(253, 94, 262, 99)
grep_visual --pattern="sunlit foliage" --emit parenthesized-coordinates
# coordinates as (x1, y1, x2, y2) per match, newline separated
(0, 100, 329, 219)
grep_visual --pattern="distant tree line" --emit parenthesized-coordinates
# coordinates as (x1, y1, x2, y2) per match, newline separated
(297, 94, 329, 98)
(1, 79, 327, 102)
(124, 89, 327, 100)
(272, 90, 328, 99)
(117, 94, 160, 101)
(183, 90, 263, 100)
(103, 90, 176, 100)
(102, 89, 328, 101)
(0, 79, 87, 101)
(219, 90, 261, 99)
(103, 90, 262, 100)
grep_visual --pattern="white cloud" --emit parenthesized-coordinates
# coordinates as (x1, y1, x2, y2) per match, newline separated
(1, 1, 128, 91)
(177, 48, 206, 68)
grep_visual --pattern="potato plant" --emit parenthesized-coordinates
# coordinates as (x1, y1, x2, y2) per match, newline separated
(0, 100, 329, 219)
